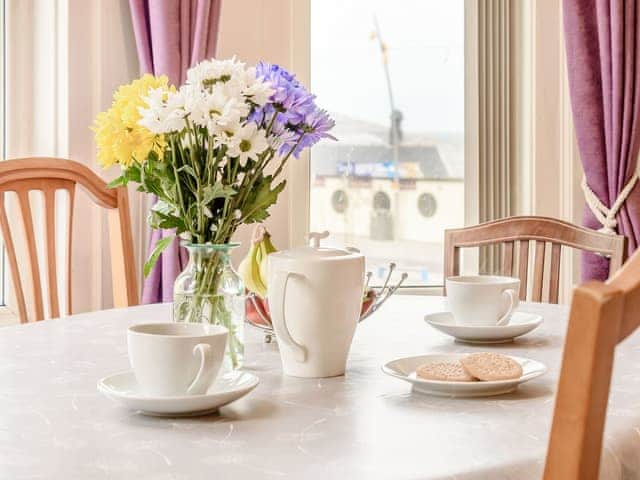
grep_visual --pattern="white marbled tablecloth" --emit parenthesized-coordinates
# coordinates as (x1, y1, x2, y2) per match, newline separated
(1, 296, 640, 479)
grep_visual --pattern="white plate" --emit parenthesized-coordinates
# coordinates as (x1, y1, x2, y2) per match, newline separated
(424, 311, 543, 344)
(382, 353, 547, 397)
(97, 370, 259, 417)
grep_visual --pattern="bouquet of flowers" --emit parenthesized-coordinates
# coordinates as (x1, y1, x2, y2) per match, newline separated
(94, 57, 335, 368)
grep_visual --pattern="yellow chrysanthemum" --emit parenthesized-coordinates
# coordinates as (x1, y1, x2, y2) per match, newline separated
(93, 74, 173, 168)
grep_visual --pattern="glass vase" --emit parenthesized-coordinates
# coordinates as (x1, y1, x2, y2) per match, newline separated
(173, 243, 245, 370)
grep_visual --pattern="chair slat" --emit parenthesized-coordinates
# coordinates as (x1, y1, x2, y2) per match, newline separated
(44, 188, 60, 318)
(518, 240, 529, 300)
(443, 231, 459, 281)
(65, 187, 76, 316)
(548, 244, 562, 304)
(0, 196, 28, 323)
(16, 190, 44, 321)
(502, 241, 514, 276)
(532, 241, 546, 302)
(107, 187, 138, 308)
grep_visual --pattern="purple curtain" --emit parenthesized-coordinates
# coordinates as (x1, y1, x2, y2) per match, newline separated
(129, 0, 223, 303)
(564, 0, 640, 280)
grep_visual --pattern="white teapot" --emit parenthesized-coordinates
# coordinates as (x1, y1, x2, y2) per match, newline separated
(267, 231, 365, 378)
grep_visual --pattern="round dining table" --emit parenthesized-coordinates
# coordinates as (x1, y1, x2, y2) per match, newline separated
(1, 295, 639, 479)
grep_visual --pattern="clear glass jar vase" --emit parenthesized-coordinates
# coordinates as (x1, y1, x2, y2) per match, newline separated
(173, 243, 245, 370)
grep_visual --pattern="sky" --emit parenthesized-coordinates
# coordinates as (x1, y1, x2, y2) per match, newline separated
(310, 0, 465, 136)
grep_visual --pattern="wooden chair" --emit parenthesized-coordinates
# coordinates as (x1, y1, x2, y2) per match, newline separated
(0, 158, 138, 322)
(543, 246, 640, 479)
(444, 216, 626, 303)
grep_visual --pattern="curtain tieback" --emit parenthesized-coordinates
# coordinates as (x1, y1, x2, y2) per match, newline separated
(582, 174, 638, 234)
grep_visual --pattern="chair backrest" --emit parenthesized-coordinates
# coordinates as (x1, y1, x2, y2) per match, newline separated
(444, 216, 626, 303)
(543, 246, 640, 479)
(0, 158, 138, 322)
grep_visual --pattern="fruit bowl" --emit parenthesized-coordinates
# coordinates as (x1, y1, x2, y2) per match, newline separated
(245, 264, 407, 342)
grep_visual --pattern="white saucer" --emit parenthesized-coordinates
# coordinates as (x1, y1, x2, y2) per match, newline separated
(97, 370, 259, 417)
(382, 353, 546, 398)
(424, 311, 543, 344)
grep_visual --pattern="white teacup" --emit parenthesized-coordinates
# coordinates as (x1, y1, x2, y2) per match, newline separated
(446, 275, 520, 326)
(127, 323, 227, 397)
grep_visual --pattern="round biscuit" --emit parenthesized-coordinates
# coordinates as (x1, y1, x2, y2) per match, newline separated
(415, 361, 476, 382)
(460, 352, 523, 381)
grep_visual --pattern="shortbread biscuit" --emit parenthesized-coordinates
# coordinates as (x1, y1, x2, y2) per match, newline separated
(416, 361, 476, 382)
(460, 352, 523, 381)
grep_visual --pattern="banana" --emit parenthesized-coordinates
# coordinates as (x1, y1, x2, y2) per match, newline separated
(251, 246, 267, 298)
(238, 225, 276, 298)
(238, 242, 260, 295)
(258, 231, 277, 289)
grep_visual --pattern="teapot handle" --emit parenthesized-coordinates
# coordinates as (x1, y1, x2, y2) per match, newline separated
(270, 271, 307, 362)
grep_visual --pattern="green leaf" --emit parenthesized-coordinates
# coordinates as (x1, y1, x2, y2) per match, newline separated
(149, 201, 183, 229)
(151, 200, 175, 215)
(142, 176, 163, 197)
(124, 165, 141, 183)
(201, 184, 236, 204)
(148, 209, 186, 232)
(177, 165, 197, 178)
(242, 179, 286, 224)
(106, 175, 127, 188)
(143, 236, 174, 277)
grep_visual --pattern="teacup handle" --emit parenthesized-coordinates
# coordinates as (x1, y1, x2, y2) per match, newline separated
(497, 288, 518, 326)
(187, 343, 215, 395)
(271, 271, 307, 362)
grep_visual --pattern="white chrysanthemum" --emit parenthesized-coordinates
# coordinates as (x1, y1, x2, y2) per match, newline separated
(186, 57, 247, 91)
(236, 67, 273, 106)
(215, 97, 249, 128)
(211, 119, 241, 148)
(138, 88, 186, 134)
(180, 58, 275, 139)
(182, 84, 250, 136)
(227, 123, 269, 165)
(242, 79, 273, 106)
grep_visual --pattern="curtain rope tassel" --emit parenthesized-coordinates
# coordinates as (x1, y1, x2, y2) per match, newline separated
(581, 173, 638, 234)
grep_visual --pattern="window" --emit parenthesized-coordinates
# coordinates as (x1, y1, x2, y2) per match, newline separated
(309, 0, 465, 287)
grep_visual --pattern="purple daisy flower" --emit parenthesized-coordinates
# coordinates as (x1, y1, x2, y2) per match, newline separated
(285, 109, 337, 157)
(251, 62, 336, 157)
(254, 63, 315, 126)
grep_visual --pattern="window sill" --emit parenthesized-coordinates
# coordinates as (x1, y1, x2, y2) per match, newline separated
(396, 285, 444, 296)
(0, 306, 19, 327)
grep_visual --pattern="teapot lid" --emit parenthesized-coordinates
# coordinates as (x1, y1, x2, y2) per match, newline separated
(271, 231, 362, 261)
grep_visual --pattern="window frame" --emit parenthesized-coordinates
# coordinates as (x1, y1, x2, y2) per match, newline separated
(287, 0, 478, 293)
